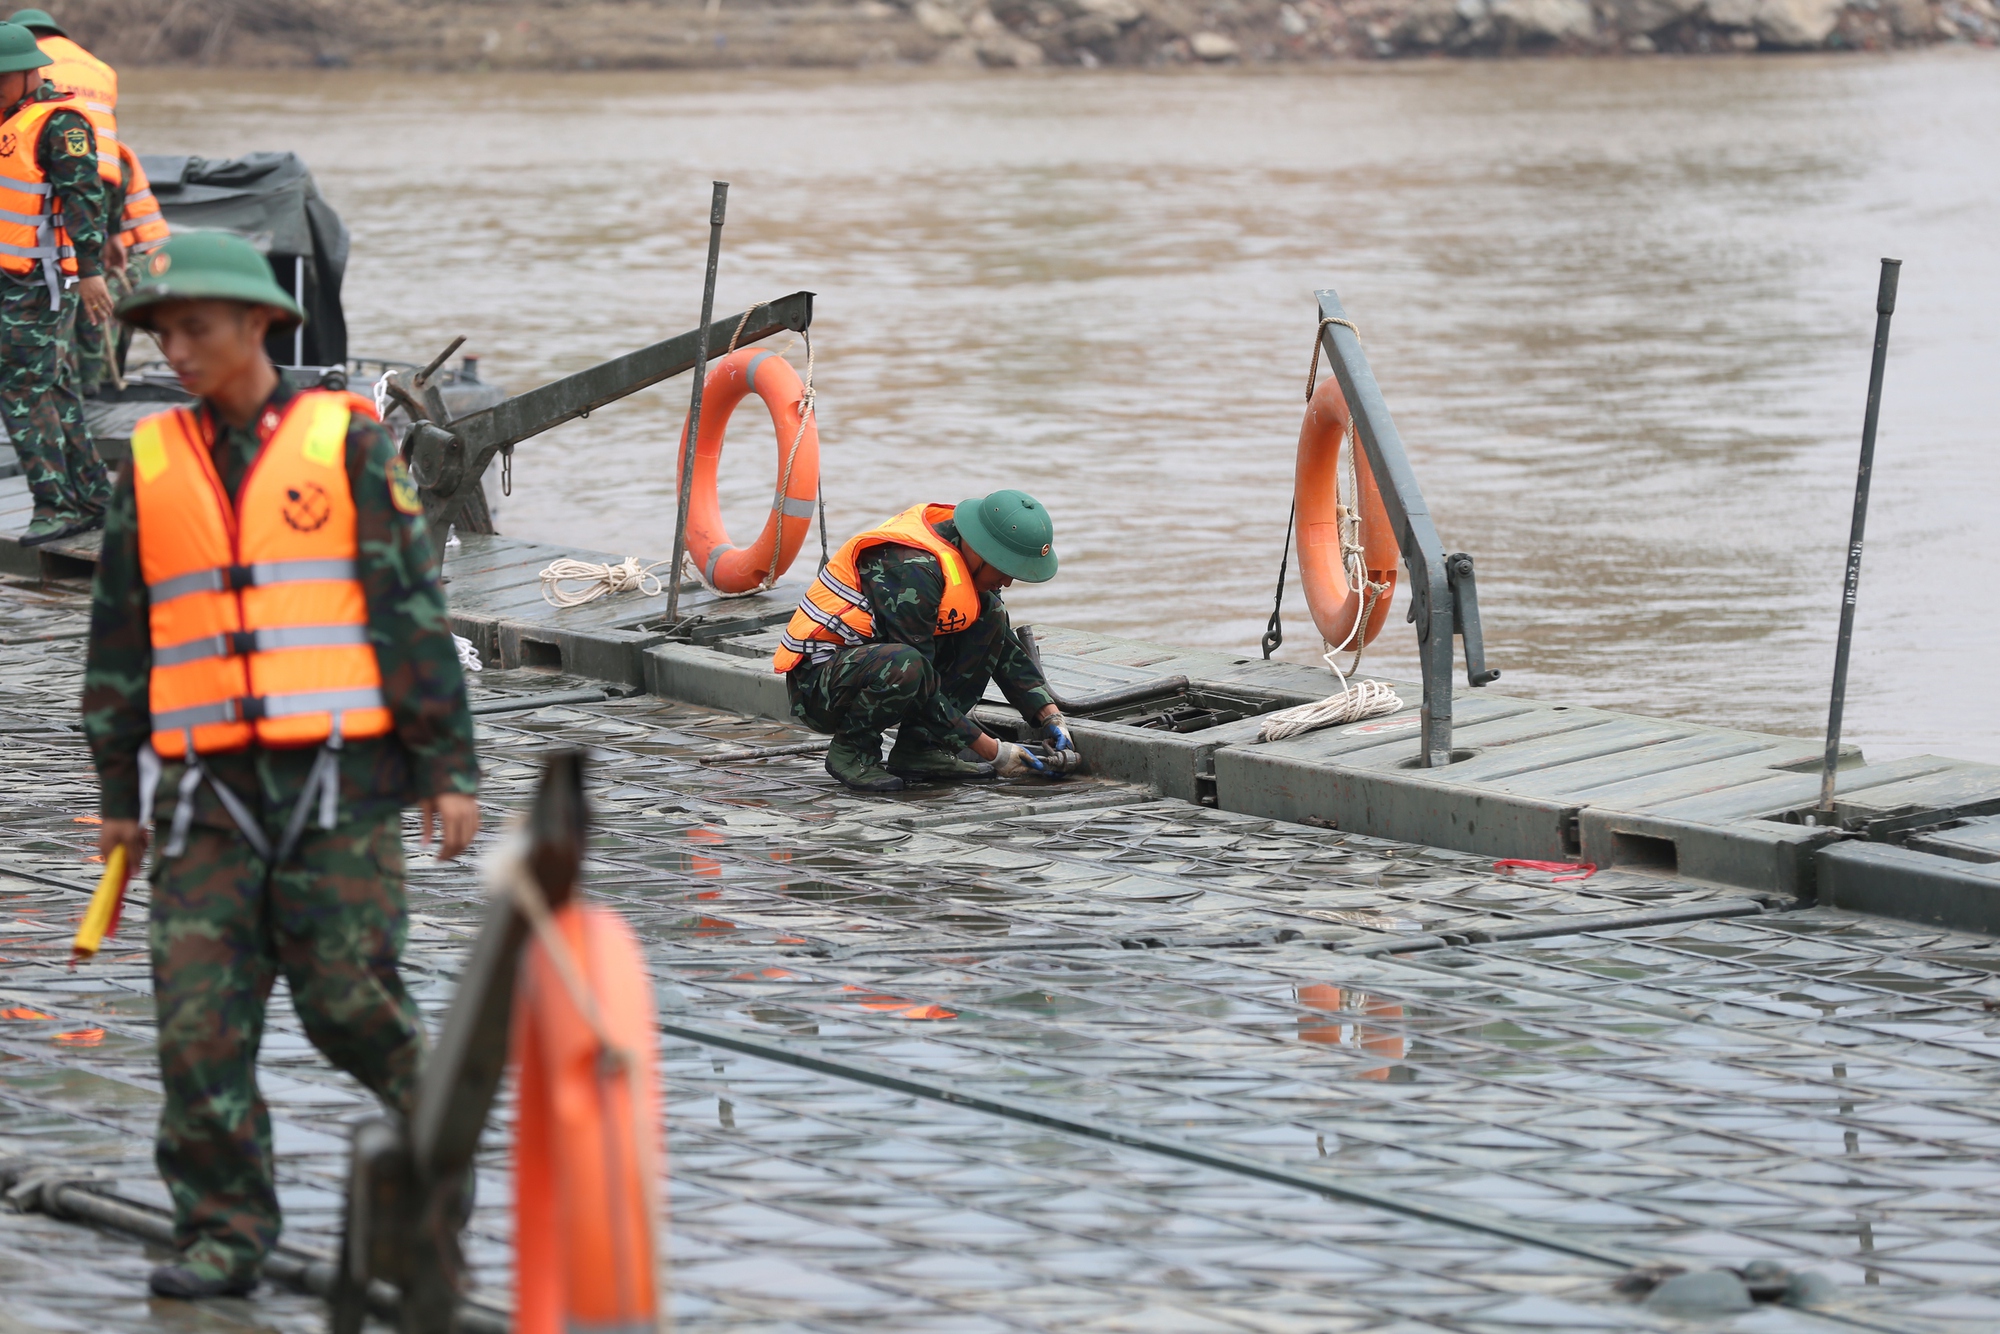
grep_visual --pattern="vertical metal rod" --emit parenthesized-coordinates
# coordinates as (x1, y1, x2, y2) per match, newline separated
(1819, 258, 1901, 816)
(292, 256, 305, 367)
(665, 181, 729, 626)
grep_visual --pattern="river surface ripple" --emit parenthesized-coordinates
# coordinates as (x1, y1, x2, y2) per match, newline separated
(123, 53, 1999, 762)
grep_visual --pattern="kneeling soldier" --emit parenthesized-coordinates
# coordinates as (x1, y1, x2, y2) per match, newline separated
(82, 232, 480, 1298)
(773, 490, 1077, 792)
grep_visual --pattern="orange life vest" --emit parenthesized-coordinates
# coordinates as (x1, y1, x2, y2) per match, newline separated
(771, 502, 981, 673)
(0, 93, 83, 304)
(34, 35, 118, 184)
(132, 390, 394, 758)
(113, 140, 166, 253)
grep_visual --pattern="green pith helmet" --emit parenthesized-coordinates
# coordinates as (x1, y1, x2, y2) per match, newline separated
(0, 21, 51, 72)
(115, 231, 304, 330)
(6, 9, 64, 37)
(954, 489, 1058, 583)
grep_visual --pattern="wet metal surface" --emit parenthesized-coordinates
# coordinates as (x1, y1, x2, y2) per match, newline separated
(2, 580, 2000, 1329)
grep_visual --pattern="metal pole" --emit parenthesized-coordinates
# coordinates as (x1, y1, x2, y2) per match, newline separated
(1819, 257, 1901, 816)
(292, 256, 305, 367)
(665, 181, 729, 626)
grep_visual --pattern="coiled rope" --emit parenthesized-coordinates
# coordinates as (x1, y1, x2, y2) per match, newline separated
(539, 556, 670, 608)
(1256, 651, 1403, 742)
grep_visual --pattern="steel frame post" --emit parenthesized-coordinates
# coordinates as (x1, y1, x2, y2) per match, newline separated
(1313, 289, 1458, 767)
(1819, 258, 1902, 816)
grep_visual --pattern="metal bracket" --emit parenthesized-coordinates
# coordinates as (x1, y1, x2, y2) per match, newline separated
(1313, 290, 1498, 767)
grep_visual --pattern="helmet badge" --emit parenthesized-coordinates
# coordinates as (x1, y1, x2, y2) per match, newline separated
(149, 251, 171, 276)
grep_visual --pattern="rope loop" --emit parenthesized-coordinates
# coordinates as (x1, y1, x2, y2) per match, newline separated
(539, 556, 670, 608)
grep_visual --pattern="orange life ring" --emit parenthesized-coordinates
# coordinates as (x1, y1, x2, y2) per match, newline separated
(1296, 379, 1398, 652)
(677, 346, 820, 594)
(512, 904, 661, 1334)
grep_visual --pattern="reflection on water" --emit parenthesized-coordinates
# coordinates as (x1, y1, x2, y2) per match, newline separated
(118, 54, 2000, 760)
(1297, 982, 1406, 1079)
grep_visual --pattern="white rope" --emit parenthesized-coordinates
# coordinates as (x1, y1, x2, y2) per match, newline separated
(453, 634, 483, 673)
(1256, 650, 1403, 743)
(538, 556, 670, 608)
(371, 368, 393, 423)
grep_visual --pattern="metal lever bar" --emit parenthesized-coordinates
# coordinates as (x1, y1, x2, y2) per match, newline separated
(435, 290, 815, 496)
(1447, 553, 1501, 688)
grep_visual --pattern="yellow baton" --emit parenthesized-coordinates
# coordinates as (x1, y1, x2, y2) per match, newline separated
(72, 844, 129, 963)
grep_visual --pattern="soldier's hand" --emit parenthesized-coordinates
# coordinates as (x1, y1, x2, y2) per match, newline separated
(98, 818, 147, 865)
(77, 275, 113, 326)
(420, 793, 481, 861)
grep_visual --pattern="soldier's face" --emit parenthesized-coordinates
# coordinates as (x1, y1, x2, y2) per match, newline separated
(0, 70, 35, 106)
(149, 300, 275, 397)
(961, 545, 1014, 594)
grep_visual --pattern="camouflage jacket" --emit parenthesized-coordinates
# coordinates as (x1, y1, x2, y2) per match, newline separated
(856, 517, 1055, 743)
(84, 380, 480, 827)
(1, 82, 105, 281)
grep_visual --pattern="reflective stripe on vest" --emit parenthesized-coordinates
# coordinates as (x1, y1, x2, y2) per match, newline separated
(134, 393, 394, 757)
(770, 502, 981, 674)
(0, 97, 82, 308)
(114, 141, 168, 252)
(36, 35, 119, 185)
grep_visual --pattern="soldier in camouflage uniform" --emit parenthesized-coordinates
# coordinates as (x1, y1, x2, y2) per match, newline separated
(82, 232, 480, 1299)
(0, 22, 111, 545)
(781, 491, 1078, 792)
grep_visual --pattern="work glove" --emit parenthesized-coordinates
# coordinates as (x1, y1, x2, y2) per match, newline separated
(992, 740, 1052, 779)
(1042, 711, 1075, 754)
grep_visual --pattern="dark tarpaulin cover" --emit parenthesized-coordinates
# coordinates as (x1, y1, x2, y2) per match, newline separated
(140, 152, 350, 367)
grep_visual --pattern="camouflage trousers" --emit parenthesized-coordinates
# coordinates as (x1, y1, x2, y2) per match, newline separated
(68, 267, 129, 398)
(150, 808, 426, 1280)
(0, 276, 108, 516)
(787, 601, 1019, 751)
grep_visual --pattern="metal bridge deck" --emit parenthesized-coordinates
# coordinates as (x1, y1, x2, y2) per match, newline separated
(2, 574, 2000, 1331)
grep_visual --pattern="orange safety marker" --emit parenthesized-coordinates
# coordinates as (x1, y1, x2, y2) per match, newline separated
(71, 844, 129, 964)
(512, 903, 661, 1334)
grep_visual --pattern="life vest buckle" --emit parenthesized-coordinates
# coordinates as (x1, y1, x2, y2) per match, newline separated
(226, 564, 255, 590)
(230, 630, 257, 656)
(238, 695, 266, 722)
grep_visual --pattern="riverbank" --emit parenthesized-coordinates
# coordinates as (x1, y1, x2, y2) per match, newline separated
(53, 0, 1999, 70)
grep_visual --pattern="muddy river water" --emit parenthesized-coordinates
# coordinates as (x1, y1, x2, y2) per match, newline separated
(119, 53, 1999, 762)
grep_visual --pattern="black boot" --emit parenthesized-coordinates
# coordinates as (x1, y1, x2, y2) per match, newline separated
(825, 735, 902, 793)
(148, 1262, 258, 1298)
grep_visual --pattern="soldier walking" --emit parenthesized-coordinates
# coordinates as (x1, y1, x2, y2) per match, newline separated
(82, 231, 481, 1298)
(773, 490, 1078, 791)
(0, 18, 110, 545)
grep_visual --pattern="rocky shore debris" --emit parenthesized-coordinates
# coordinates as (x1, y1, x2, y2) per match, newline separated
(53, 0, 2000, 70)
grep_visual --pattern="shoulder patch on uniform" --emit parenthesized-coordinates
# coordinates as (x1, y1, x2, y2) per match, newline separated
(387, 457, 423, 516)
(62, 126, 89, 158)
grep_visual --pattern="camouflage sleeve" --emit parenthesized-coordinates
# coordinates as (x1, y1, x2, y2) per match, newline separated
(348, 413, 479, 799)
(39, 110, 103, 278)
(82, 466, 150, 819)
(855, 545, 982, 745)
(983, 593, 1057, 722)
